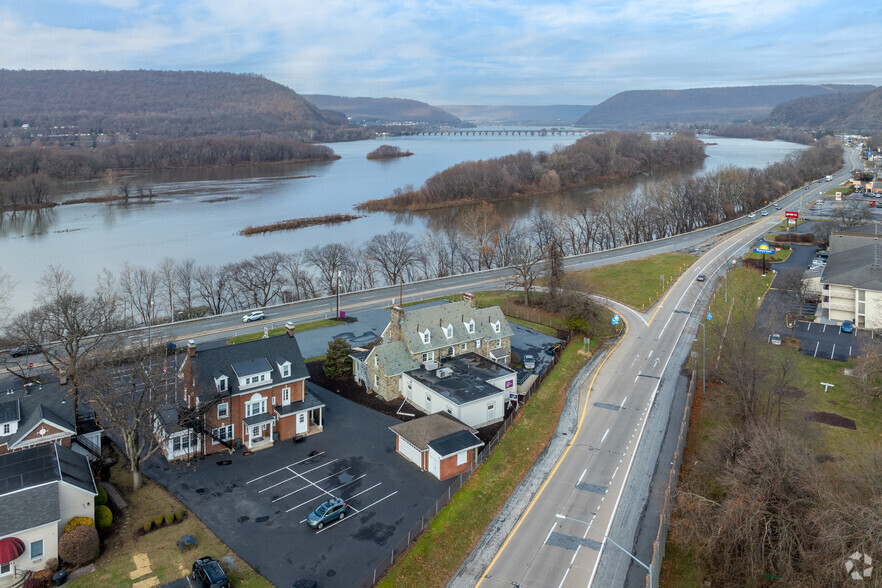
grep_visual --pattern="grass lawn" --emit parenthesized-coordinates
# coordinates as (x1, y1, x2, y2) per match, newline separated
(69, 455, 270, 588)
(227, 318, 343, 344)
(379, 341, 595, 587)
(824, 186, 854, 196)
(563, 252, 697, 311)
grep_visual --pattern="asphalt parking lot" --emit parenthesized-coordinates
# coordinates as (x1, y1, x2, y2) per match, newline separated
(791, 320, 859, 361)
(510, 322, 563, 380)
(145, 383, 452, 588)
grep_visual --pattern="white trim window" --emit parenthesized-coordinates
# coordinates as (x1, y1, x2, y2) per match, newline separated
(444, 324, 453, 339)
(456, 451, 467, 466)
(2, 423, 9, 435)
(476, 339, 482, 349)
(171, 431, 195, 453)
(421, 328, 431, 344)
(461, 342, 467, 352)
(0, 562, 10, 576)
(245, 395, 267, 417)
(421, 351, 435, 363)
(217, 402, 229, 419)
(373, 374, 379, 388)
(217, 376, 228, 392)
(30, 539, 43, 560)
(280, 362, 291, 378)
(282, 387, 290, 404)
(465, 318, 475, 334)
(493, 339, 502, 349)
(492, 320, 501, 333)
(211, 425, 233, 445)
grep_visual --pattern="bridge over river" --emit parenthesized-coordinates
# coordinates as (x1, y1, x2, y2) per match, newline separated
(401, 128, 591, 136)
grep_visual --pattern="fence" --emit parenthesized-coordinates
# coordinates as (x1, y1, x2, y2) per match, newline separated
(647, 359, 698, 586)
(358, 332, 574, 587)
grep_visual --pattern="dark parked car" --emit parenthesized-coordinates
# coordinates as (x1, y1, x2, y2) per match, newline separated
(192, 556, 230, 588)
(10, 344, 41, 358)
(307, 498, 349, 530)
(545, 343, 562, 356)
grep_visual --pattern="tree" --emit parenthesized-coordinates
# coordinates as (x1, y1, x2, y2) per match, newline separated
(119, 262, 160, 326)
(0, 268, 14, 316)
(507, 229, 543, 305)
(7, 266, 120, 415)
(366, 230, 420, 286)
(193, 264, 233, 315)
(227, 251, 287, 308)
(304, 243, 352, 294)
(157, 257, 177, 322)
(324, 337, 352, 379)
(81, 346, 167, 491)
(174, 258, 197, 319)
(775, 267, 813, 335)
(545, 236, 566, 306)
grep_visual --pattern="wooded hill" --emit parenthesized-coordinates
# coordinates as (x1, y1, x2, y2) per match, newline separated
(303, 94, 462, 126)
(440, 105, 593, 125)
(767, 87, 882, 133)
(575, 84, 874, 128)
(0, 70, 360, 141)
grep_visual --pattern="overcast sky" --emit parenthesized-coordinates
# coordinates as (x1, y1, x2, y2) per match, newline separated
(3, 0, 880, 105)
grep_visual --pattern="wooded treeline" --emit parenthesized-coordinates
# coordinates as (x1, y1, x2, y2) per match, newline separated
(357, 132, 707, 211)
(712, 123, 814, 144)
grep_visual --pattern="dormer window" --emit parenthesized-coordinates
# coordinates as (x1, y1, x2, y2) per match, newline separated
(444, 324, 453, 339)
(216, 376, 228, 392)
(421, 328, 431, 345)
(278, 361, 291, 378)
(492, 320, 501, 334)
(465, 319, 475, 334)
(2, 423, 10, 435)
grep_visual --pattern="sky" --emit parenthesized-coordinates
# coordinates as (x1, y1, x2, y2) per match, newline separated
(2, 0, 881, 106)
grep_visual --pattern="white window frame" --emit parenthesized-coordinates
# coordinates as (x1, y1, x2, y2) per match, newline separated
(2, 423, 9, 435)
(465, 319, 475, 334)
(444, 324, 453, 339)
(217, 376, 228, 392)
(282, 387, 290, 403)
(476, 339, 482, 349)
(0, 562, 10, 576)
(217, 402, 229, 419)
(421, 329, 431, 344)
(373, 374, 379, 388)
(492, 320, 501, 333)
(211, 424, 233, 445)
(421, 351, 435, 363)
(461, 342, 467, 352)
(280, 362, 291, 378)
(494, 339, 502, 349)
(456, 451, 467, 466)
(30, 539, 43, 560)
(374, 354, 378, 368)
(245, 396, 267, 418)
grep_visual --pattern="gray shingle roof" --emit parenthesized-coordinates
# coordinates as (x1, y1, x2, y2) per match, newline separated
(389, 412, 475, 451)
(824, 231, 882, 291)
(399, 301, 513, 355)
(372, 342, 420, 377)
(0, 483, 59, 537)
(0, 399, 20, 424)
(189, 335, 309, 403)
(427, 429, 484, 458)
(0, 378, 76, 450)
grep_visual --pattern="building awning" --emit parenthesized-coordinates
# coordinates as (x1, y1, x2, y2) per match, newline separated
(243, 413, 274, 427)
(489, 348, 508, 360)
(0, 537, 25, 565)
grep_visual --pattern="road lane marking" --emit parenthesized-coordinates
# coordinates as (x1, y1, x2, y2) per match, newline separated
(621, 396, 627, 406)
(600, 429, 609, 444)
(474, 312, 630, 588)
(579, 469, 587, 484)
(611, 466, 619, 480)
(647, 350, 653, 358)
(814, 341, 819, 357)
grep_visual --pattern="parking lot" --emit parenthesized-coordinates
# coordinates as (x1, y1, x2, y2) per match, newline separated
(146, 383, 452, 588)
(792, 320, 859, 362)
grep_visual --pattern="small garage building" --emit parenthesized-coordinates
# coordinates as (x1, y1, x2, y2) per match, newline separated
(389, 413, 484, 481)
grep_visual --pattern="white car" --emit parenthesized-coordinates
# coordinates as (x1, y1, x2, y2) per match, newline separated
(523, 355, 536, 370)
(761, 210, 769, 216)
(242, 311, 266, 323)
(748, 212, 756, 218)
(769, 333, 782, 346)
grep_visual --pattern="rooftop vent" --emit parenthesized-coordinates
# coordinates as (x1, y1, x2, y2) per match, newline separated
(436, 367, 454, 379)
(424, 360, 439, 371)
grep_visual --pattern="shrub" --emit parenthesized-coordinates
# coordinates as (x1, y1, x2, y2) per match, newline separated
(58, 525, 100, 567)
(174, 509, 186, 522)
(64, 516, 94, 533)
(95, 505, 113, 528)
(164, 512, 175, 525)
(95, 486, 108, 506)
(143, 519, 153, 533)
(23, 578, 41, 588)
(510, 351, 521, 366)
(153, 515, 164, 527)
(44, 558, 58, 573)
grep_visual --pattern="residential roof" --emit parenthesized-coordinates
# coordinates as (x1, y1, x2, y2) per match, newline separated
(0, 377, 76, 450)
(243, 413, 275, 427)
(398, 301, 514, 355)
(427, 429, 484, 458)
(372, 342, 420, 377)
(0, 444, 96, 497)
(188, 334, 309, 403)
(823, 227, 882, 291)
(0, 399, 20, 423)
(0, 483, 59, 537)
(389, 412, 476, 451)
(276, 385, 325, 416)
(406, 353, 515, 405)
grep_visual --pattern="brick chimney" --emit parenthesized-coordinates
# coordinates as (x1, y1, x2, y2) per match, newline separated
(462, 292, 476, 308)
(187, 339, 197, 359)
(389, 306, 405, 342)
(285, 321, 296, 337)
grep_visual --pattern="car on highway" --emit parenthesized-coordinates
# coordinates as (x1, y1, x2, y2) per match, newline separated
(192, 556, 230, 588)
(841, 320, 854, 334)
(761, 210, 769, 216)
(769, 333, 782, 346)
(242, 310, 266, 323)
(307, 498, 349, 530)
(523, 354, 535, 370)
(774, 204, 781, 209)
(10, 344, 42, 358)
(748, 212, 756, 218)
(696, 274, 706, 282)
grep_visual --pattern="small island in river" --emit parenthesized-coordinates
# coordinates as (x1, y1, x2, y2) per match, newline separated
(240, 213, 363, 236)
(366, 145, 414, 160)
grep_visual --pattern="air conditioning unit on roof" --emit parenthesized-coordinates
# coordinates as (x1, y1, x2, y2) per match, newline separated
(436, 367, 454, 379)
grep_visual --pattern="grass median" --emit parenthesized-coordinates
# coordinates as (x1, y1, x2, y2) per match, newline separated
(379, 341, 593, 587)
(227, 318, 343, 344)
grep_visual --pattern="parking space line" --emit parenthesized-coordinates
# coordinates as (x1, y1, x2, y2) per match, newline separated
(823, 324, 827, 333)
(343, 482, 382, 503)
(831, 344, 835, 360)
(270, 467, 353, 503)
(286, 475, 367, 513)
(814, 341, 819, 357)
(850, 345, 853, 356)
(245, 452, 326, 484)
(347, 490, 399, 516)
(313, 491, 400, 535)
(258, 459, 338, 493)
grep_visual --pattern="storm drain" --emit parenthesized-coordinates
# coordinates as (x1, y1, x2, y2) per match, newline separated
(546, 532, 603, 551)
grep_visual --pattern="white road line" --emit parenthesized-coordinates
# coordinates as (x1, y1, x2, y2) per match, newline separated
(634, 375, 640, 383)
(600, 429, 609, 445)
(814, 341, 820, 357)
(823, 324, 827, 333)
(558, 568, 570, 588)
(647, 350, 653, 359)
(621, 396, 627, 407)
(849, 345, 853, 356)
(259, 460, 339, 493)
(343, 481, 382, 503)
(270, 467, 353, 502)
(806, 323, 811, 331)
(611, 466, 619, 480)
(287, 475, 367, 514)
(544, 522, 557, 545)
(579, 469, 587, 484)
(246, 452, 325, 484)
(831, 344, 836, 360)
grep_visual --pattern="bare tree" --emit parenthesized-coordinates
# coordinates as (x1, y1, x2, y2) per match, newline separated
(507, 229, 543, 305)
(280, 252, 316, 302)
(0, 268, 15, 316)
(304, 243, 351, 294)
(81, 347, 167, 490)
(193, 264, 233, 315)
(174, 258, 197, 319)
(366, 230, 420, 286)
(7, 266, 121, 415)
(157, 257, 177, 322)
(228, 251, 287, 308)
(119, 262, 160, 325)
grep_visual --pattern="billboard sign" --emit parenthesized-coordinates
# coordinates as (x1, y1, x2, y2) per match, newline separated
(753, 242, 774, 255)
(785, 211, 799, 219)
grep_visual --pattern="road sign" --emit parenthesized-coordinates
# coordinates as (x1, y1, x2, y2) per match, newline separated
(707, 312, 712, 321)
(785, 211, 798, 219)
(754, 242, 774, 255)
(28, 363, 34, 368)
(611, 314, 620, 326)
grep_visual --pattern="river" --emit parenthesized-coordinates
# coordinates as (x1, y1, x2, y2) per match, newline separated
(0, 133, 804, 313)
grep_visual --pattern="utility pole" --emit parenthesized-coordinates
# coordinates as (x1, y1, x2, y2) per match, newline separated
(336, 270, 341, 318)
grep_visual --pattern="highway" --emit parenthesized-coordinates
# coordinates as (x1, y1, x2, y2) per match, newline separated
(463, 148, 860, 588)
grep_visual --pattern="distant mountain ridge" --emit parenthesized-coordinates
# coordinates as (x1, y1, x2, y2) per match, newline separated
(303, 95, 462, 126)
(0, 70, 352, 140)
(440, 105, 592, 125)
(576, 84, 875, 128)
(767, 88, 882, 133)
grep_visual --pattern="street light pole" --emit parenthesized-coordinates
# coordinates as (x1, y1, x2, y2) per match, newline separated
(336, 270, 341, 318)
(147, 298, 154, 371)
(555, 513, 653, 587)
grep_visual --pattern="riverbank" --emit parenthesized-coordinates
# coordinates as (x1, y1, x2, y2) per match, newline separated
(240, 213, 363, 235)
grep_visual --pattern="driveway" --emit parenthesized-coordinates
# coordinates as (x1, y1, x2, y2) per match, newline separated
(145, 383, 453, 588)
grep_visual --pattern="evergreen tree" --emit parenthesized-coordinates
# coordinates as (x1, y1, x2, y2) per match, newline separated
(324, 337, 352, 379)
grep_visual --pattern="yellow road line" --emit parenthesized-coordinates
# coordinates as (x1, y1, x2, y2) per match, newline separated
(475, 312, 630, 587)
